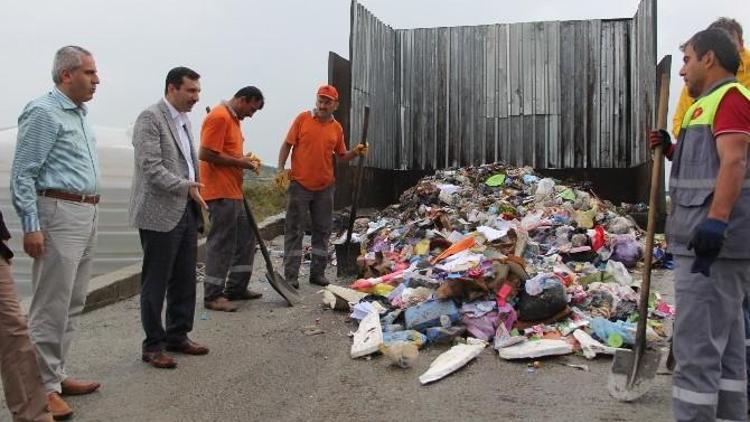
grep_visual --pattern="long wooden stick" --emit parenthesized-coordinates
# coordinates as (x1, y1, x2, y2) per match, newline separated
(629, 55, 671, 386)
(345, 106, 370, 245)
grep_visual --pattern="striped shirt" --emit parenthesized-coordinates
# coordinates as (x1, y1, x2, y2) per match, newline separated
(10, 87, 100, 233)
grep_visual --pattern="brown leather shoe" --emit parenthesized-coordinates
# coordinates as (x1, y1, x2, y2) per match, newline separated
(166, 339, 209, 355)
(204, 296, 238, 312)
(142, 351, 177, 369)
(60, 378, 100, 396)
(226, 289, 263, 301)
(48, 392, 73, 420)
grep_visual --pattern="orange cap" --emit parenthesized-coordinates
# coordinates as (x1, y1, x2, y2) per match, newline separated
(317, 85, 339, 101)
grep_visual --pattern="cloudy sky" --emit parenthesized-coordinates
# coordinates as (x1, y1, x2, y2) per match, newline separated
(0, 0, 747, 164)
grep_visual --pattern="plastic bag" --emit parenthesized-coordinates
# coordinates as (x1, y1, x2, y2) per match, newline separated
(608, 216, 635, 235)
(605, 260, 633, 286)
(496, 302, 517, 331)
(591, 226, 606, 251)
(461, 310, 499, 342)
(524, 273, 563, 296)
(517, 282, 568, 322)
(590, 317, 635, 346)
(535, 178, 556, 201)
(521, 211, 545, 231)
(610, 235, 643, 268)
(372, 283, 396, 296)
(382, 330, 428, 348)
(574, 209, 596, 229)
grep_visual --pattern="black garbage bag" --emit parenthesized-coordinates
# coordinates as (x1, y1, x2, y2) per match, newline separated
(517, 283, 568, 322)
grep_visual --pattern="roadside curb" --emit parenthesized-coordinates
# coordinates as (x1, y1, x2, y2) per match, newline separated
(82, 212, 286, 313)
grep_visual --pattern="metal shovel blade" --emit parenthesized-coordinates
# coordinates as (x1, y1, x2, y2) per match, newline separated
(265, 271, 301, 307)
(335, 241, 360, 278)
(608, 348, 662, 402)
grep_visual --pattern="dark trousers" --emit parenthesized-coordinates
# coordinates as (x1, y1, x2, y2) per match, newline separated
(138, 204, 197, 353)
(283, 182, 334, 281)
(204, 199, 257, 302)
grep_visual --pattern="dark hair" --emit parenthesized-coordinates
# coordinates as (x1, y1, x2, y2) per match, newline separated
(708, 17, 743, 42)
(234, 86, 264, 109)
(164, 67, 200, 95)
(681, 29, 741, 75)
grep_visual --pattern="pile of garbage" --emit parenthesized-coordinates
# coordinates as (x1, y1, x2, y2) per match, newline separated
(324, 163, 673, 384)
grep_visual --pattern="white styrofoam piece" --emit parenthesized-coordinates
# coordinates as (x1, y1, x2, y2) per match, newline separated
(497, 339, 573, 360)
(350, 311, 383, 359)
(419, 343, 486, 385)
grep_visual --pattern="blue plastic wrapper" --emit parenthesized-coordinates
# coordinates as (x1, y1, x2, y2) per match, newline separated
(523, 174, 539, 184)
(383, 330, 428, 348)
(404, 299, 460, 331)
(591, 317, 636, 346)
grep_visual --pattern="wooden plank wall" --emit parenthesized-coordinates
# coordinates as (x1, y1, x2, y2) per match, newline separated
(350, 0, 655, 170)
(350, 1, 397, 169)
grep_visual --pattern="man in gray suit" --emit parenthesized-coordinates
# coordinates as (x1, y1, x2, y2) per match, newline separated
(129, 67, 209, 369)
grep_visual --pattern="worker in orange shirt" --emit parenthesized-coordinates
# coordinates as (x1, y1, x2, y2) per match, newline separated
(200, 86, 265, 312)
(276, 85, 367, 287)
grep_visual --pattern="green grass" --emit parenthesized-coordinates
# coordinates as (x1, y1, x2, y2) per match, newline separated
(243, 179, 287, 222)
(199, 176, 286, 236)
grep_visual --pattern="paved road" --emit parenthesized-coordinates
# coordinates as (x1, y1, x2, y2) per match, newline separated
(0, 238, 674, 422)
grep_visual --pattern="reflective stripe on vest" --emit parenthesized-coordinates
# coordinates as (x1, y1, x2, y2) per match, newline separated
(671, 178, 750, 189)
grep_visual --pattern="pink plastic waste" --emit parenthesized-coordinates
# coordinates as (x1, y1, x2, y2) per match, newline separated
(497, 303, 517, 332)
(496, 283, 512, 306)
(461, 311, 499, 341)
(351, 269, 406, 291)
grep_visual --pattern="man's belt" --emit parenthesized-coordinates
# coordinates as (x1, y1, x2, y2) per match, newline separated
(38, 189, 100, 205)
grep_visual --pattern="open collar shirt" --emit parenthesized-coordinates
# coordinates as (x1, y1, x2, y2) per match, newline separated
(11, 87, 100, 233)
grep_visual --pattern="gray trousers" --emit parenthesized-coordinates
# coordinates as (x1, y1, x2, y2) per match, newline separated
(672, 255, 750, 422)
(283, 182, 333, 281)
(0, 256, 50, 422)
(29, 197, 97, 394)
(204, 199, 256, 302)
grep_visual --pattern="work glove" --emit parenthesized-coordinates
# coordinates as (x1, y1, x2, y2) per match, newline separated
(648, 129, 675, 160)
(687, 218, 728, 277)
(275, 169, 290, 191)
(354, 142, 369, 156)
(245, 152, 262, 175)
